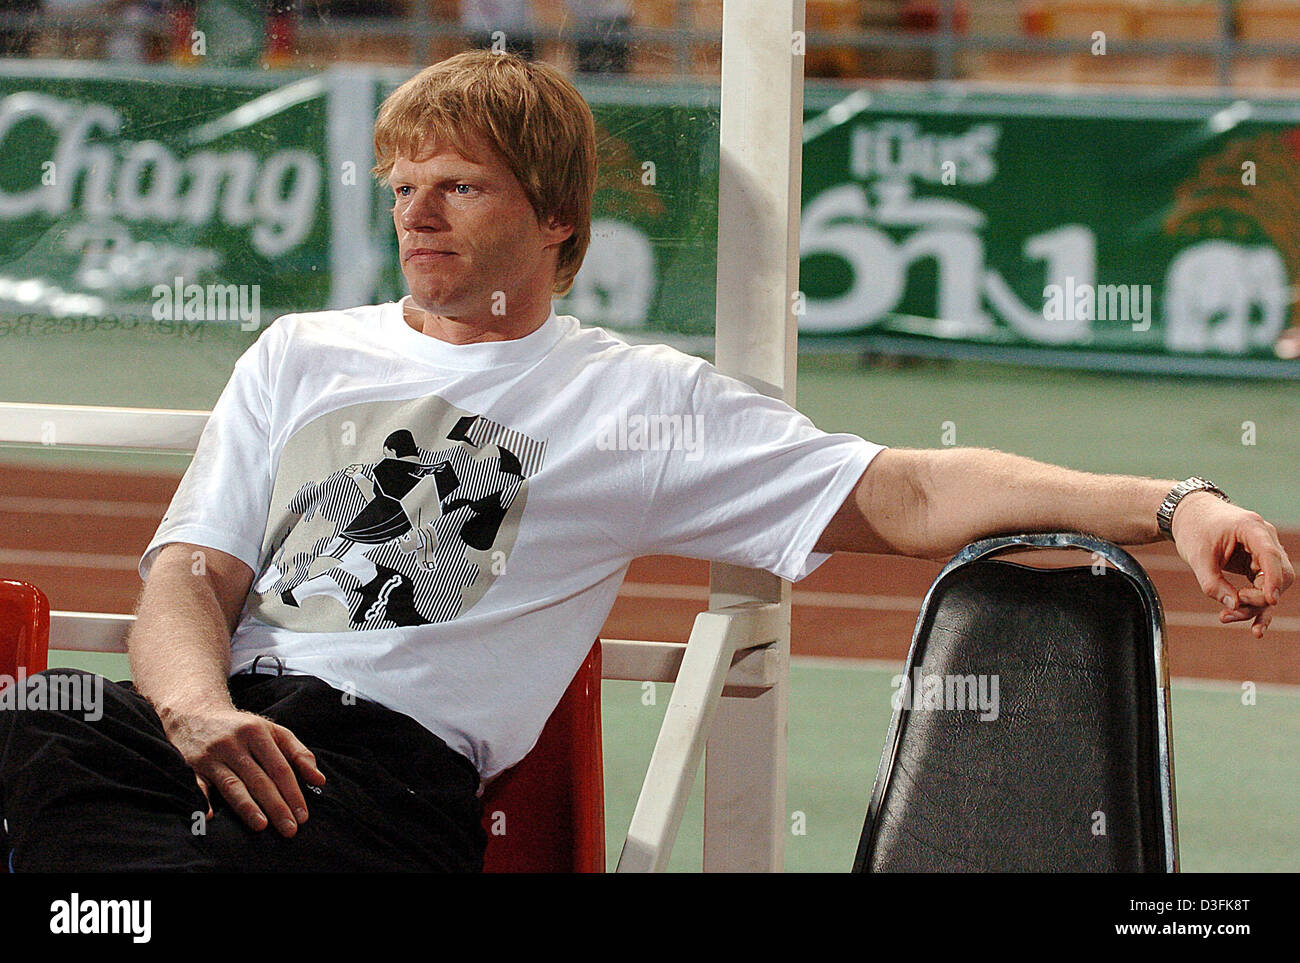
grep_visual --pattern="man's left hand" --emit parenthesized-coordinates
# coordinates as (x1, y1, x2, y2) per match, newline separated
(1170, 491, 1295, 638)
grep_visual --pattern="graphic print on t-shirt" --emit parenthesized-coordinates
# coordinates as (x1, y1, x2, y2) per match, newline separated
(247, 395, 545, 633)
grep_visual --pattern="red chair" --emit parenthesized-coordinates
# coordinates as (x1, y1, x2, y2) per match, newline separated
(0, 576, 604, 872)
(0, 578, 48, 683)
(480, 642, 605, 873)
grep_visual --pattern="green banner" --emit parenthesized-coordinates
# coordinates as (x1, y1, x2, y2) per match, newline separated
(547, 86, 1300, 372)
(797, 88, 1300, 372)
(3, 63, 1298, 376)
(0, 65, 330, 328)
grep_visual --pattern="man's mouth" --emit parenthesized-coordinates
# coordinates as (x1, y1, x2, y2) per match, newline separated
(404, 249, 456, 262)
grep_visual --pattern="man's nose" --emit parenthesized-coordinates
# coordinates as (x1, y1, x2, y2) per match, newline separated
(399, 190, 449, 232)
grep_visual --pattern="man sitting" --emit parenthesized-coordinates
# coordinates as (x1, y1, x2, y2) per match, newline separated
(0, 51, 1291, 872)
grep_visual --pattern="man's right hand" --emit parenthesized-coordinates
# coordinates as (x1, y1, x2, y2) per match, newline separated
(158, 701, 327, 837)
(127, 542, 327, 837)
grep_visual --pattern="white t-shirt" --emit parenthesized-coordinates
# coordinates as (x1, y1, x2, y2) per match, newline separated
(141, 298, 884, 780)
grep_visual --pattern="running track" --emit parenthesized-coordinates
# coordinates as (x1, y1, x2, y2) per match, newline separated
(2, 465, 1296, 684)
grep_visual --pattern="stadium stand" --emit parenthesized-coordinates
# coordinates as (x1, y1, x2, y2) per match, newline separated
(5, 0, 1300, 92)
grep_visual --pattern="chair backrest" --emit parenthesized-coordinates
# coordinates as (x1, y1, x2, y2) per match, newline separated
(479, 641, 605, 873)
(855, 534, 1177, 873)
(0, 578, 49, 682)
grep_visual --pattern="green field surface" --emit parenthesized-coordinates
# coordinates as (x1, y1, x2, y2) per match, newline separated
(796, 355, 1300, 527)
(43, 651, 1300, 873)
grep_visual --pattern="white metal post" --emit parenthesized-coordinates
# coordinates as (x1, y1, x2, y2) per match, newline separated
(705, 0, 804, 872)
(616, 602, 782, 872)
(326, 65, 378, 310)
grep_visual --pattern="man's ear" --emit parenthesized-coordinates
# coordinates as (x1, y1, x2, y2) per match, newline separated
(542, 216, 575, 248)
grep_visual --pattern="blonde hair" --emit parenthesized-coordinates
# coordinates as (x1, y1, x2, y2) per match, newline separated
(373, 51, 596, 296)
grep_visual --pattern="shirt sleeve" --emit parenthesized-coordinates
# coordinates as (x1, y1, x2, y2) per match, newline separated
(634, 361, 885, 582)
(138, 332, 277, 581)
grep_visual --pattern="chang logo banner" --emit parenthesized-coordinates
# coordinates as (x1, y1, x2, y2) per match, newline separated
(0, 75, 329, 321)
(798, 92, 1299, 365)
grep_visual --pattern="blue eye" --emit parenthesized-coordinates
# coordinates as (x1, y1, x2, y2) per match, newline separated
(454, 184, 472, 195)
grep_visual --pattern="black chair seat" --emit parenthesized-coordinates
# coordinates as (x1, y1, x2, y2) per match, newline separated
(855, 534, 1178, 873)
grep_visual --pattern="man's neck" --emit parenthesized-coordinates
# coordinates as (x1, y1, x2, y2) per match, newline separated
(402, 299, 552, 345)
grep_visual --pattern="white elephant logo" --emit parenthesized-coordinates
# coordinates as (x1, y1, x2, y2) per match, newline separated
(563, 218, 656, 327)
(1163, 241, 1289, 354)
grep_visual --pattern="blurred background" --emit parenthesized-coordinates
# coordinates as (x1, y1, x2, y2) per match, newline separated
(11, 0, 1300, 86)
(0, 1, 1296, 870)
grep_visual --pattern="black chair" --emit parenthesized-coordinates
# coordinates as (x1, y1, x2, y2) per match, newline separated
(854, 533, 1178, 873)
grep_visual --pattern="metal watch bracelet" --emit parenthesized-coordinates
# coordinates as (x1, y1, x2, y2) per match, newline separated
(1157, 476, 1230, 540)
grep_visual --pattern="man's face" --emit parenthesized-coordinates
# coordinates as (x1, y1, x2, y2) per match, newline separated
(390, 135, 572, 327)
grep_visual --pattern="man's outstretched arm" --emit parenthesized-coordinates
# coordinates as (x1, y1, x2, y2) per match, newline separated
(814, 447, 1294, 638)
(127, 542, 325, 836)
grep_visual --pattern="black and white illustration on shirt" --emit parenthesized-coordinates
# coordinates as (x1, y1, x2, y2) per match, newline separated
(249, 401, 545, 632)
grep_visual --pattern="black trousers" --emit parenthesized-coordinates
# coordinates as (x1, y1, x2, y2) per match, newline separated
(0, 669, 486, 872)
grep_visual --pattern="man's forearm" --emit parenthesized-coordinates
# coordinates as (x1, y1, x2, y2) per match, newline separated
(127, 544, 247, 717)
(912, 447, 1172, 558)
(125, 543, 321, 835)
(822, 444, 1291, 637)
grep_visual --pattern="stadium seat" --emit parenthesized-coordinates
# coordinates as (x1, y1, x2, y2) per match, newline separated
(1136, 2, 1220, 87)
(805, 0, 866, 79)
(854, 533, 1178, 873)
(1043, 0, 1159, 86)
(630, 0, 682, 76)
(0, 578, 49, 683)
(479, 641, 606, 873)
(1235, 1, 1300, 89)
(0, 580, 603, 872)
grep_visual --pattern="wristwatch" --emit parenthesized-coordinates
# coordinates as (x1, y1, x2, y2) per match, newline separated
(1157, 476, 1230, 539)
